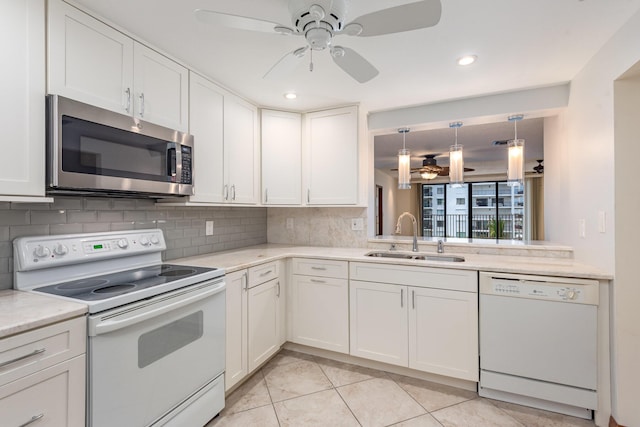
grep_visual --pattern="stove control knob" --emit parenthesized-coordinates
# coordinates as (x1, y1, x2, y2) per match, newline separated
(33, 245, 51, 258)
(140, 236, 151, 247)
(117, 239, 129, 249)
(150, 235, 160, 245)
(566, 289, 577, 300)
(53, 244, 68, 256)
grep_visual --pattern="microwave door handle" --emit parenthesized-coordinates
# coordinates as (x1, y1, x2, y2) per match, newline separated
(167, 144, 177, 179)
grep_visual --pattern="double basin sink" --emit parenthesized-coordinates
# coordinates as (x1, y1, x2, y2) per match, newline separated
(365, 251, 465, 263)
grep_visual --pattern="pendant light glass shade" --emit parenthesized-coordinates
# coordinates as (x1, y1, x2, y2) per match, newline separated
(507, 139, 524, 187)
(449, 122, 464, 188)
(397, 128, 411, 189)
(420, 170, 438, 180)
(507, 115, 525, 187)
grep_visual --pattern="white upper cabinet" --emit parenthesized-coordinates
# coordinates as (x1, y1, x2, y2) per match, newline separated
(304, 106, 359, 205)
(189, 72, 225, 203)
(261, 110, 302, 205)
(0, 0, 48, 200)
(224, 96, 259, 204)
(48, 0, 188, 131)
(132, 43, 188, 131)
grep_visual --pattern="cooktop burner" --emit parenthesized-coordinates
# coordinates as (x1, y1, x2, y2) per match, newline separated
(35, 264, 217, 302)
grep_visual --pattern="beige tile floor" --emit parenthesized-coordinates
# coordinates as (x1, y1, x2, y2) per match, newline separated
(206, 350, 596, 427)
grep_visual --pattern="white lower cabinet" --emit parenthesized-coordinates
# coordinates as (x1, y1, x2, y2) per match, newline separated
(226, 262, 283, 391)
(0, 316, 86, 427)
(225, 270, 248, 391)
(291, 259, 349, 354)
(349, 262, 479, 381)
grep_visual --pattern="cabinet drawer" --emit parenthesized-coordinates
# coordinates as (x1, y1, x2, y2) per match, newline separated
(0, 354, 85, 427)
(248, 261, 279, 288)
(292, 258, 348, 279)
(350, 262, 477, 293)
(0, 317, 86, 386)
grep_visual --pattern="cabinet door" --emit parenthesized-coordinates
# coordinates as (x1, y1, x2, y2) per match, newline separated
(189, 72, 225, 203)
(291, 275, 349, 353)
(261, 110, 302, 205)
(304, 106, 358, 205)
(0, 0, 46, 197)
(0, 355, 85, 427)
(225, 270, 248, 391)
(248, 279, 281, 372)
(133, 43, 188, 132)
(409, 287, 478, 381)
(224, 96, 259, 204)
(349, 280, 408, 366)
(48, 0, 133, 115)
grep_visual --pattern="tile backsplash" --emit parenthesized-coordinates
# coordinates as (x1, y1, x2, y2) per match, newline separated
(0, 197, 266, 290)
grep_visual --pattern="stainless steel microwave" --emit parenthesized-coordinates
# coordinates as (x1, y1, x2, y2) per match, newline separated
(46, 95, 194, 197)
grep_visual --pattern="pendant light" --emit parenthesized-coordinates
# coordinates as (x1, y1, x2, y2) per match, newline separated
(449, 122, 464, 188)
(507, 114, 525, 187)
(397, 128, 411, 190)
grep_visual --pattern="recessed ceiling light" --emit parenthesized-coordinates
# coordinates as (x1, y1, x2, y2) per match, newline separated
(284, 92, 297, 100)
(457, 55, 477, 66)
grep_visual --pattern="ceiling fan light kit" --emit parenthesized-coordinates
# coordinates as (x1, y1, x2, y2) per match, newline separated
(449, 121, 464, 188)
(398, 128, 411, 190)
(507, 114, 525, 187)
(196, 0, 441, 83)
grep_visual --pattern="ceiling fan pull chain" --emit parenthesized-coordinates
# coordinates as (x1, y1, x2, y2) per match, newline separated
(310, 49, 314, 72)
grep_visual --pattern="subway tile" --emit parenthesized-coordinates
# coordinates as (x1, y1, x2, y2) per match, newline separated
(0, 210, 30, 226)
(10, 225, 49, 240)
(166, 210, 184, 219)
(175, 219, 192, 228)
(134, 221, 157, 230)
(164, 229, 184, 240)
(84, 198, 113, 210)
(0, 242, 11, 257)
(67, 210, 97, 223)
(164, 248, 184, 260)
(147, 211, 168, 220)
(197, 245, 214, 254)
(191, 236, 206, 246)
(31, 210, 68, 225)
(135, 199, 156, 209)
(50, 223, 84, 235)
(172, 237, 192, 249)
(124, 211, 147, 221)
(83, 223, 111, 233)
(0, 273, 12, 290)
(112, 199, 138, 210)
(97, 211, 124, 222)
(0, 258, 9, 273)
(191, 219, 205, 229)
(183, 228, 199, 238)
(183, 246, 199, 257)
(184, 210, 202, 219)
(110, 222, 136, 231)
(51, 197, 83, 210)
(155, 220, 175, 230)
(0, 203, 11, 210)
(11, 202, 50, 211)
(0, 227, 10, 241)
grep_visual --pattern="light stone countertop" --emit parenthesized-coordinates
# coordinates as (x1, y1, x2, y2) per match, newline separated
(0, 290, 88, 339)
(175, 244, 613, 281)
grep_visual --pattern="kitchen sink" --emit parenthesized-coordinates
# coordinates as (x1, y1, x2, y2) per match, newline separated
(365, 251, 465, 262)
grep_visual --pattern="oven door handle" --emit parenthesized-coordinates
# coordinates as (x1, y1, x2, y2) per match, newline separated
(89, 280, 225, 336)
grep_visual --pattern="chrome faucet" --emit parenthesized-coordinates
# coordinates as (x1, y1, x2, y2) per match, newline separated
(395, 212, 418, 252)
(437, 239, 444, 254)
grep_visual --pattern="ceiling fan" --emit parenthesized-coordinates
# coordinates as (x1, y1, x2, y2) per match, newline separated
(194, 0, 442, 83)
(391, 154, 475, 179)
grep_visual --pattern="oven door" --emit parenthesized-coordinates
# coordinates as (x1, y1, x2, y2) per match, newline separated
(87, 278, 225, 427)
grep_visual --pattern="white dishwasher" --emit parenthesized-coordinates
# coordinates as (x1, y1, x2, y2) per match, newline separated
(479, 272, 599, 419)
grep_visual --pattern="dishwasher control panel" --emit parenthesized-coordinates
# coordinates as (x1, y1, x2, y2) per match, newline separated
(480, 272, 599, 305)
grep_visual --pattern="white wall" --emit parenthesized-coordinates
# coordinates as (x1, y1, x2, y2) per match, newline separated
(544, 9, 640, 426)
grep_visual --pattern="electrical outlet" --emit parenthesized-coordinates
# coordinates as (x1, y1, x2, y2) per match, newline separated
(205, 220, 214, 236)
(286, 218, 294, 230)
(578, 219, 586, 238)
(351, 218, 364, 231)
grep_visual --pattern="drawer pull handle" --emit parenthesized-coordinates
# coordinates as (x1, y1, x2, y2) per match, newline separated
(259, 270, 273, 277)
(0, 348, 45, 369)
(401, 289, 404, 308)
(19, 414, 44, 427)
(276, 281, 281, 297)
(311, 266, 327, 270)
(310, 279, 326, 283)
(243, 272, 248, 291)
(412, 290, 416, 309)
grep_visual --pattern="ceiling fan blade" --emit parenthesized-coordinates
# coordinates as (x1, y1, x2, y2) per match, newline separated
(194, 9, 288, 33)
(263, 47, 308, 80)
(348, 0, 442, 37)
(331, 46, 379, 83)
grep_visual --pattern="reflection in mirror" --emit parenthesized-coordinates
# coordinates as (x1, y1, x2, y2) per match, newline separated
(373, 118, 544, 240)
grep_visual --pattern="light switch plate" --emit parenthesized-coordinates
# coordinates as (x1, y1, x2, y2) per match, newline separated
(205, 220, 214, 236)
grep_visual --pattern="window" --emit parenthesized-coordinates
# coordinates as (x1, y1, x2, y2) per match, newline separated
(421, 181, 525, 240)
